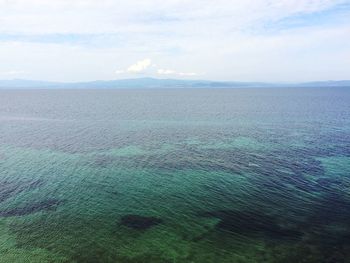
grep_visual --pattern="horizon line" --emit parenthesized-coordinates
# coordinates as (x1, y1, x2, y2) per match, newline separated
(1, 77, 350, 84)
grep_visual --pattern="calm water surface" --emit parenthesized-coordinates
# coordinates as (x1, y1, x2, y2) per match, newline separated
(0, 88, 349, 262)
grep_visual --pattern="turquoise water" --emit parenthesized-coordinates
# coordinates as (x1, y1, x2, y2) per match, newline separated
(0, 88, 349, 262)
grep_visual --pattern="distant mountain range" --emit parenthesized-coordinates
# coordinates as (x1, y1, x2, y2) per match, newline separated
(0, 78, 349, 89)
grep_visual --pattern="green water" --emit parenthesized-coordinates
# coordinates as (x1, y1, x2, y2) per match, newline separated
(0, 88, 350, 262)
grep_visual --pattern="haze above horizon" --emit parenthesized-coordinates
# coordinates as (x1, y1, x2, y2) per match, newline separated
(0, 0, 349, 82)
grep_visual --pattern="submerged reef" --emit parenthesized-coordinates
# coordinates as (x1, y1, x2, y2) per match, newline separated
(120, 214, 163, 230)
(0, 179, 44, 203)
(0, 199, 62, 217)
(199, 209, 301, 240)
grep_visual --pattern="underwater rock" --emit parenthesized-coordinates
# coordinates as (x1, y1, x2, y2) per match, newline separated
(303, 192, 350, 229)
(0, 183, 20, 203)
(0, 179, 44, 203)
(315, 177, 339, 188)
(0, 199, 62, 217)
(199, 209, 301, 239)
(90, 155, 117, 168)
(120, 214, 163, 230)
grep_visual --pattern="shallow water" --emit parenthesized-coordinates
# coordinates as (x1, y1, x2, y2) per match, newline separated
(0, 88, 349, 262)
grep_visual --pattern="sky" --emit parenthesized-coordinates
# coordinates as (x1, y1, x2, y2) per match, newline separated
(0, 0, 349, 82)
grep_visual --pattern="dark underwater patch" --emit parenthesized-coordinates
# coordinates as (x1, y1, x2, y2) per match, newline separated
(316, 193, 350, 222)
(120, 215, 163, 230)
(89, 155, 117, 168)
(0, 198, 62, 217)
(315, 177, 342, 188)
(0, 179, 44, 203)
(199, 210, 302, 240)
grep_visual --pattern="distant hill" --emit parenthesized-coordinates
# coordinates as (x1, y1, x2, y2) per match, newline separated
(0, 78, 349, 89)
(291, 80, 350, 87)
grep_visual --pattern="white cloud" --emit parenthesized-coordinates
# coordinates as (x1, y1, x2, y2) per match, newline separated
(157, 68, 198, 77)
(127, 59, 152, 73)
(178, 72, 198, 76)
(157, 69, 176, 75)
(114, 59, 153, 75)
(115, 70, 125, 74)
(0, 0, 346, 35)
(0, 70, 26, 76)
(115, 65, 199, 78)
(0, 0, 349, 81)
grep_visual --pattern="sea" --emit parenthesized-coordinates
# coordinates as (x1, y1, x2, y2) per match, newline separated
(0, 87, 349, 262)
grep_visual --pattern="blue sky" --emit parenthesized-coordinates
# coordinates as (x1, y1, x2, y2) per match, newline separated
(0, 0, 349, 82)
